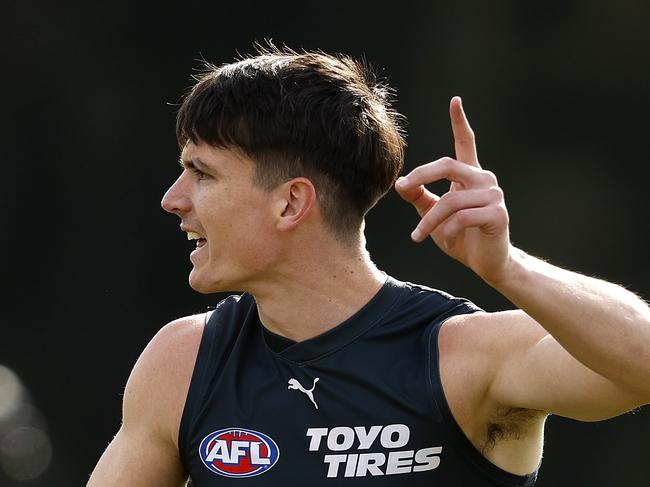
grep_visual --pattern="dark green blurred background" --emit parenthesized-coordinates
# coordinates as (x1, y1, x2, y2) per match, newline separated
(2, 0, 649, 485)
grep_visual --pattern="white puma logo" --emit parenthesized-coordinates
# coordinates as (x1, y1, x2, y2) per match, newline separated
(288, 377, 320, 409)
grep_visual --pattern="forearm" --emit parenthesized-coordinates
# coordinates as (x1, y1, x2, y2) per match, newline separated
(489, 247, 650, 398)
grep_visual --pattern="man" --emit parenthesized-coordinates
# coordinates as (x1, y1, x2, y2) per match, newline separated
(88, 46, 650, 486)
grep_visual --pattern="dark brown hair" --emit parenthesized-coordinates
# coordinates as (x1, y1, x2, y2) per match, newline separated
(176, 44, 406, 239)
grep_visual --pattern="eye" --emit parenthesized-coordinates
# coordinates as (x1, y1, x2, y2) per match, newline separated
(190, 167, 208, 181)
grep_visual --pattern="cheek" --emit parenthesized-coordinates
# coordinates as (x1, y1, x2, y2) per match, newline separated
(199, 187, 274, 250)
(235, 210, 276, 253)
(209, 207, 273, 253)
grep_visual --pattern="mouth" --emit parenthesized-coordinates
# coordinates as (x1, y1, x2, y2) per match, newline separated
(187, 231, 207, 249)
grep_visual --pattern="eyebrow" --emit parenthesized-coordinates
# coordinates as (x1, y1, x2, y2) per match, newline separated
(179, 157, 211, 172)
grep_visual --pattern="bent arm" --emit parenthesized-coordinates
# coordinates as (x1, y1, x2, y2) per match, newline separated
(88, 315, 205, 486)
(398, 98, 650, 419)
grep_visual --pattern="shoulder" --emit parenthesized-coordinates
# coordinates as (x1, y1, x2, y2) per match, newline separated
(132, 313, 208, 387)
(122, 313, 209, 447)
(143, 313, 208, 361)
(437, 309, 548, 430)
(88, 315, 208, 485)
(439, 309, 547, 362)
(438, 310, 548, 394)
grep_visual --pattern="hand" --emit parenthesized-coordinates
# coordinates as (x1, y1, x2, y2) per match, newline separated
(395, 96, 512, 284)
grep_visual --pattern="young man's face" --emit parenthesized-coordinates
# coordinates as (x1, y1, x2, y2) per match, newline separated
(161, 141, 279, 293)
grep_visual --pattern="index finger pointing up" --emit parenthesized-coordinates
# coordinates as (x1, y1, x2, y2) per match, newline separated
(450, 96, 480, 168)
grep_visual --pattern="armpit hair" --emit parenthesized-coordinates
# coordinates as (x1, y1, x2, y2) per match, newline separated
(482, 407, 544, 453)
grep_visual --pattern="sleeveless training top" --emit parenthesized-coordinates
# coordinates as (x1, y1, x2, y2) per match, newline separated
(179, 276, 538, 486)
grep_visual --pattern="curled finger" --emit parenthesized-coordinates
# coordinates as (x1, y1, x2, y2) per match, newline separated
(410, 187, 503, 242)
(439, 205, 509, 246)
(398, 157, 495, 193)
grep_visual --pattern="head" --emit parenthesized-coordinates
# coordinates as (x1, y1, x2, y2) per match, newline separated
(163, 44, 406, 292)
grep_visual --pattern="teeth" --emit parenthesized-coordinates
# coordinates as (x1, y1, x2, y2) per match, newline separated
(187, 231, 202, 241)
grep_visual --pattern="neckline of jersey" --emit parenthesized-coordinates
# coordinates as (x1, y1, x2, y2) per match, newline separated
(259, 275, 407, 364)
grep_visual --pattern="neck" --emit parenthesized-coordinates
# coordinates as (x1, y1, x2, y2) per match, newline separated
(249, 241, 386, 342)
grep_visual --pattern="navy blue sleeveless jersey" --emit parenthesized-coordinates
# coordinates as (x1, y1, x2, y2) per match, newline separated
(179, 276, 537, 486)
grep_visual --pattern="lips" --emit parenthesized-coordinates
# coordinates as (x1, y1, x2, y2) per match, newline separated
(189, 238, 207, 262)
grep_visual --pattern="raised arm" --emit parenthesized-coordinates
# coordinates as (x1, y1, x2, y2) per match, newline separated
(395, 97, 650, 419)
(87, 315, 204, 487)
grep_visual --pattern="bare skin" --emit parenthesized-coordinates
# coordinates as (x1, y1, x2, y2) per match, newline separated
(88, 98, 650, 485)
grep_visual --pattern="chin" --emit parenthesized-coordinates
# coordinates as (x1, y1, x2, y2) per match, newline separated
(188, 268, 236, 294)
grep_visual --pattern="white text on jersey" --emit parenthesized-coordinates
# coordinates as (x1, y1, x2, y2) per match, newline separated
(306, 424, 442, 478)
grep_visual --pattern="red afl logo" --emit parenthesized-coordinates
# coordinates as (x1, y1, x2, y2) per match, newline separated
(199, 428, 280, 478)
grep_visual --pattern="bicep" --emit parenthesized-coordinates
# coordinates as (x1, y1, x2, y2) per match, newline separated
(492, 320, 644, 421)
(88, 426, 187, 487)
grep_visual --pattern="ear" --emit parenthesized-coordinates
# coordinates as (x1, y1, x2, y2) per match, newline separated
(272, 177, 317, 232)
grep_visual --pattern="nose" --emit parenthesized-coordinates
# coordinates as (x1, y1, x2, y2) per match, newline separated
(161, 173, 192, 215)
